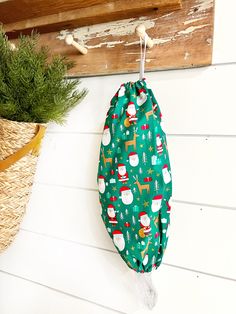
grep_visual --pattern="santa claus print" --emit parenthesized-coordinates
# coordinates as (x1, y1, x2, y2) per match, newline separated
(137, 88, 147, 106)
(102, 125, 111, 146)
(162, 164, 171, 184)
(97, 75, 173, 276)
(126, 102, 137, 124)
(118, 84, 126, 97)
(128, 152, 139, 167)
(107, 204, 118, 225)
(156, 134, 163, 155)
(151, 195, 163, 212)
(113, 230, 125, 251)
(98, 175, 106, 194)
(166, 200, 171, 213)
(143, 254, 149, 266)
(139, 211, 151, 236)
(120, 186, 133, 205)
(117, 163, 129, 183)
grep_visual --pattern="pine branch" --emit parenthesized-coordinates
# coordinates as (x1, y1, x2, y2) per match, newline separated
(0, 28, 88, 123)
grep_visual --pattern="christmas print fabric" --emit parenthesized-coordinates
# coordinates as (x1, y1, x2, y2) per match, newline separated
(97, 79, 172, 273)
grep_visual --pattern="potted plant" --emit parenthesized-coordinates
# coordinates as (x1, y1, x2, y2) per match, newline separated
(0, 29, 87, 252)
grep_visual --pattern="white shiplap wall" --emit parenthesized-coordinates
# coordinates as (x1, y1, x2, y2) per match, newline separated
(0, 1, 236, 313)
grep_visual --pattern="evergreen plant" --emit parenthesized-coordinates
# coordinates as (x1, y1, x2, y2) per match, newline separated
(0, 29, 87, 124)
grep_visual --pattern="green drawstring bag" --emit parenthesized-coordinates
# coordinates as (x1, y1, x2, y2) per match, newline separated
(98, 78, 172, 271)
(97, 38, 172, 308)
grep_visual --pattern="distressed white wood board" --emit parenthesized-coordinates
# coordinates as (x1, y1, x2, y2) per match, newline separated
(23, 184, 236, 280)
(0, 271, 118, 314)
(0, 230, 235, 314)
(0, 230, 146, 314)
(24, 184, 110, 250)
(34, 133, 236, 208)
(163, 202, 236, 280)
(27, 0, 212, 76)
(48, 64, 236, 135)
(213, 0, 236, 64)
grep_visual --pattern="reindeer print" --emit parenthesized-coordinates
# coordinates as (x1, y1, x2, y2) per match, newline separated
(97, 78, 172, 274)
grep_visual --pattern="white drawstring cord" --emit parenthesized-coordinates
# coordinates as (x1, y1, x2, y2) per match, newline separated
(139, 34, 147, 81)
(136, 36, 157, 311)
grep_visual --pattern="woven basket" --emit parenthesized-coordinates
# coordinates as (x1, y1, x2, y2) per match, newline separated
(0, 118, 46, 253)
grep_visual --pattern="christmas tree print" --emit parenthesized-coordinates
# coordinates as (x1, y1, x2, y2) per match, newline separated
(111, 124, 115, 136)
(147, 130, 152, 141)
(154, 180, 159, 192)
(97, 79, 172, 273)
(142, 152, 147, 165)
(126, 230, 131, 243)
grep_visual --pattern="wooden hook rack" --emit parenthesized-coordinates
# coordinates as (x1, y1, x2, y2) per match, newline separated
(65, 34, 88, 55)
(64, 24, 154, 55)
(1, 0, 214, 77)
(135, 24, 154, 49)
(2, 0, 182, 38)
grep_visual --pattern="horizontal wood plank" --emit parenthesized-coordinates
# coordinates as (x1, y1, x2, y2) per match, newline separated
(47, 64, 236, 135)
(0, 231, 142, 313)
(213, 0, 236, 64)
(0, 230, 235, 314)
(0, 271, 118, 314)
(0, 0, 116, 24)
(3, 0, 182, 36)
(24, 185, 110, 250)
(24, 184, 236, 279)
(34, 133, 236, 208)
(163, 202, 236, 279)
(168, 136, 236, 208)
(7, 0, 214, 75)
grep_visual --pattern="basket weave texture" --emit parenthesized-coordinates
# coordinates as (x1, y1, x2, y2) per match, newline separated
(0, 118, 45, 253)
